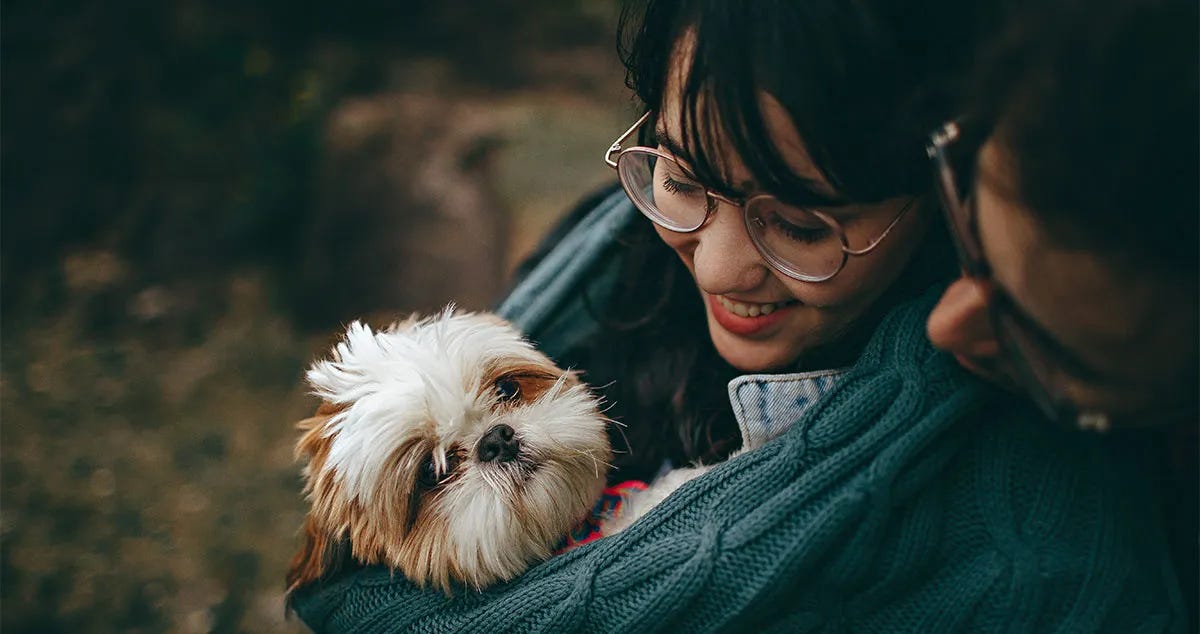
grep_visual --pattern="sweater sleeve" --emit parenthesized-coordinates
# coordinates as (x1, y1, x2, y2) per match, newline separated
(289, 298, 1186, 634)
(493, 187, 636, 362)
(840, 406, 1188, 634)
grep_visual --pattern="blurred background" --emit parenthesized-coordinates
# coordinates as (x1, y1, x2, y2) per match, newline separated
(1, 1, 632, 631)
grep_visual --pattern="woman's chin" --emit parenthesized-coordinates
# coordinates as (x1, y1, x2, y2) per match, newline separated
(707, 322, 801, 373)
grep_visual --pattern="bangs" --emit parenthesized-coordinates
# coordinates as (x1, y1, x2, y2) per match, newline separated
(621, 0, 953, 207)
(674, 43, 847, 208)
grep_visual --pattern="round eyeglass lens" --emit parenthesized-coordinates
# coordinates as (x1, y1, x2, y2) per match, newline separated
(616, 149, 709, 232)
(744, 197, 846, 281)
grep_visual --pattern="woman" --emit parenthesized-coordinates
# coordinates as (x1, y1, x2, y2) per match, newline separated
(528, 0, 968, 484)
(290, 1, 1185, 630)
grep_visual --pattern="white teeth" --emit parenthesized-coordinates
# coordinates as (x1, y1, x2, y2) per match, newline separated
(717, 296, 790, 318)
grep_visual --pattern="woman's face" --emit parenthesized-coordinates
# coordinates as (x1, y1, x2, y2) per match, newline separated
(653, 91, 930, 372)
(927, 139, 1198, 421)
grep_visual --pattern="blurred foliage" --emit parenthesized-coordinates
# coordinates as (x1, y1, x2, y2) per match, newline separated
(2, 0, 617, 314)
(1, 0, 623, 631)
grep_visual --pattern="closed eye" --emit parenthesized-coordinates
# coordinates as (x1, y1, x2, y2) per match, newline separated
(768, 214, 831, 244)
(661, 175, 703, 197)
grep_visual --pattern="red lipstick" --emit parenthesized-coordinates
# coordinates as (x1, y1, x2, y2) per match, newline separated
(705, 294, 796, 337)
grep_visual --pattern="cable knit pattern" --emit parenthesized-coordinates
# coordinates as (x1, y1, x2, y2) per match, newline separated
(291, 296, 1187, 633)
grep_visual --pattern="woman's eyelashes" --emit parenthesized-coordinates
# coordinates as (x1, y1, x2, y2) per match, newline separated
(661, 174, 704, 198)
(767, 213, 830, 244)
(653, 150, 832, 244)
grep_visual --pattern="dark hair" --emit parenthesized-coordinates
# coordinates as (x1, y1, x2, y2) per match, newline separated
(564, 0, 975, 481)
(970, 0, 1199, 276)
(621, 0, 986, 205)
(967, 4, 1199, 619)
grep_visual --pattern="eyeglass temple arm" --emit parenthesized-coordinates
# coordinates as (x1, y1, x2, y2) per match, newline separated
(926, 123, 964, 233)
(604, 111, 653, 168)
(926, 120, 992, 277)
(843, 196, 918, 256)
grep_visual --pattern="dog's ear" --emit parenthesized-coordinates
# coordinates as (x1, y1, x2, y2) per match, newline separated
(294, 401, 344, 460)
(287, 401, 349, 595)
(286, 515, 350, 594)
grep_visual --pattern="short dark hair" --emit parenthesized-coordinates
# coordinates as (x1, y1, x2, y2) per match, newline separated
(619, 0, 986, 205)
(971, 0, 1199, 275)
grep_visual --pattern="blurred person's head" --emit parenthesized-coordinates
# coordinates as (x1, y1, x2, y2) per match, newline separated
(926, 0, 1198, 430)
(608, 0, 976, 371)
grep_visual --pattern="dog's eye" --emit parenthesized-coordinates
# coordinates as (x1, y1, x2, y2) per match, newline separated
(494, 376, 521, 402)
(418, 457, 440, 487)
(419, 452, 461, 488)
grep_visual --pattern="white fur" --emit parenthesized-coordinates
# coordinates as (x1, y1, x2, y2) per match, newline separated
(306, 311, 561, 505)
(296, 308, 727, 592)
(299, 309, 612, 591)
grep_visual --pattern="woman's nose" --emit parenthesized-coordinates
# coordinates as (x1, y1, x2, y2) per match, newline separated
(927, 276, 1001, 358)
(689, 201, 770, 294)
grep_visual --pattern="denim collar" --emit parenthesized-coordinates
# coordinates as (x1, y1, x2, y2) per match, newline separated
(728, 368, 849, 450)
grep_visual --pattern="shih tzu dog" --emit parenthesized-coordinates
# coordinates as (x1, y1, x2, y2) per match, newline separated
(285, 309, 615, 595)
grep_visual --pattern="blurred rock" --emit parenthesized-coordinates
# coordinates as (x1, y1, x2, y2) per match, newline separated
(61, 250, 129, 293)
(292, 93, 510, 329)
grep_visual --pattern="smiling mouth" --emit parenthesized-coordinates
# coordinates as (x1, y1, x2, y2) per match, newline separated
(707, 294, 800, 337)
(716, 296, 798, 317)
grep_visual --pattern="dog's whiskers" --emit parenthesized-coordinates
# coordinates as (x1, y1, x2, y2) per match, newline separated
(606, 419, 633, 460)
(479, 467, 509, 498)
(294, 310, 616, 594)
(556, 446, 615, 479)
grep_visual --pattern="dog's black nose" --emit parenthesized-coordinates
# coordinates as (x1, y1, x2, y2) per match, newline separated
(478, 424, 519, 462)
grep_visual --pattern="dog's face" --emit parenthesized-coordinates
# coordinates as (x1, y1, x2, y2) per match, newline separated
(286, 311, 610, 594)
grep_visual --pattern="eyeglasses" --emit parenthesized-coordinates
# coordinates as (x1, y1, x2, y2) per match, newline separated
(926, 119, 1112, 432)
(604, 111, 915, 283)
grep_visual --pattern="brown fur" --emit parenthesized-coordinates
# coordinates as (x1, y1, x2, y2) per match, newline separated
(286, 313, 611, 597)
(286, 403, 344, 591)
(484, 360, 578, 405)
(287, 402, 441, 592)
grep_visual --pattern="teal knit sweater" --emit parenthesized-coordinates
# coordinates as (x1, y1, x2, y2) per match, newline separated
(291, 295, 1186, 633)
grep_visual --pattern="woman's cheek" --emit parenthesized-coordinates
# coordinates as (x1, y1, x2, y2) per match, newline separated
(653, 224, 694, 261)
